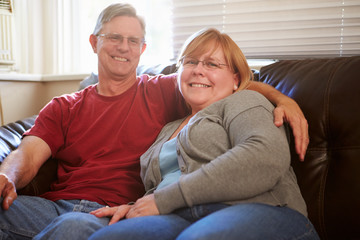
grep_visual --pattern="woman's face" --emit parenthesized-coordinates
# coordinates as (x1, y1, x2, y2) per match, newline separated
(178, 46, 239, 114)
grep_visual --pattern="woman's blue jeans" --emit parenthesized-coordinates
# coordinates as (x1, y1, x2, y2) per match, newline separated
(0, 195, 109, 239)
(89, 203, 320, 240)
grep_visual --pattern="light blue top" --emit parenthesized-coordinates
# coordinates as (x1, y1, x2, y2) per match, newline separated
(157, 137, 181, 190)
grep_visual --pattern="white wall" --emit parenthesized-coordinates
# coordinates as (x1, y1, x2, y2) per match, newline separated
(0, 74, 87, 125)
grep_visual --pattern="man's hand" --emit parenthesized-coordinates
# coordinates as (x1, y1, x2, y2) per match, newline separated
(126, 194, 159, 219)
(0, 174, 17, 210)
(273, 98, 309, 161)
(90, 204, 132, 225)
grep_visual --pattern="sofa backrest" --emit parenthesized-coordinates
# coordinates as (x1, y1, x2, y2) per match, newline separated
(0, 116, 36, 161)
(259, 56, 360, 240)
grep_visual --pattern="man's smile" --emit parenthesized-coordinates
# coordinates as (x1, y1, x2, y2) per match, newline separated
(113, 56, 129, 62)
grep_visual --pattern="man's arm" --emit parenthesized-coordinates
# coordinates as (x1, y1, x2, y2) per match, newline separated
(248, 81, 309, 161)
(0, 136, 51, 210)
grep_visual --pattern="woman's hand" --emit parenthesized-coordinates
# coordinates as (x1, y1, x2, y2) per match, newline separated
(126, 194, 160, 219)
(273, 97, 309, 161)
(91, 194, 160, 224)
(90, 204, 132, 225)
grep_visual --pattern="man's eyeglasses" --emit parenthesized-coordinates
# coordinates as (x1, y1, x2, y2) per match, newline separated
(97, 33, 145, 48)
(180, 57, 228, 70)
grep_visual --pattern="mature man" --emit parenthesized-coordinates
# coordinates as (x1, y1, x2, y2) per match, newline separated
(0, 3, 308, 239)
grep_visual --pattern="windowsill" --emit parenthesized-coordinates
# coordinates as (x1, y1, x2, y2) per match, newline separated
(0, 73, 90, 82)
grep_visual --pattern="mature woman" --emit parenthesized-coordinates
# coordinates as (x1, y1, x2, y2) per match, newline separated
(89, 28, 319, 240)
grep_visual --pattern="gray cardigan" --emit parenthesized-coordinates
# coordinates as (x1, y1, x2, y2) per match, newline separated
(140, 90, 307, 216)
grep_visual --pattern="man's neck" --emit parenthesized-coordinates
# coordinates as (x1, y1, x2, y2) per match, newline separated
(96, 75, 137, 97)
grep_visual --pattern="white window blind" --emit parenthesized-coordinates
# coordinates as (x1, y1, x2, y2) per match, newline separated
(0, 0, 14, 68)
(12, 0, 81, 74)
(0, 0, 11, 10)
(172, 0, 360, 60)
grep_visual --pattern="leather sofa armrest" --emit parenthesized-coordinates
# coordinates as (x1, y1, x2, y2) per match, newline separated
(0, 115, 57, 196)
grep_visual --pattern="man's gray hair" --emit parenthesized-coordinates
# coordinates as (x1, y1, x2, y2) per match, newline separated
(93, 3, 146, 37)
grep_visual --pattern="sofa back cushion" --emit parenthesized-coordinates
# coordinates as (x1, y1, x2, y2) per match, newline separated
(259, 56, 360, 240)
(0, 116, 36, 162)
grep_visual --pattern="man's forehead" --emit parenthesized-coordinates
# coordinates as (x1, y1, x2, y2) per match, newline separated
(102, 16, 143, 36)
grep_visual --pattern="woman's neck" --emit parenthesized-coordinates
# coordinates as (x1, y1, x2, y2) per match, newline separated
(169, 114, 193, 140)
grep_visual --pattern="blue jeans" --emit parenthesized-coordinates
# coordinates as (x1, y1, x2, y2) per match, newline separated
(0, 195, 109, 239)
(89, 203, 320, 240)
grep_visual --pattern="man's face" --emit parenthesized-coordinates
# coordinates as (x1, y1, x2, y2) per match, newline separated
(91, 16, 146, 81)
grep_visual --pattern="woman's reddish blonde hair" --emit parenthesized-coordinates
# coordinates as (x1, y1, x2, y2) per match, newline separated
(177, 28, 253, 90)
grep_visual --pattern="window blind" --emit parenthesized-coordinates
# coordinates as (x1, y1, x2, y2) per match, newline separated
(172, 0, 360, 60)
(0, 0, 11, 11)
(0, 0, 14, 67)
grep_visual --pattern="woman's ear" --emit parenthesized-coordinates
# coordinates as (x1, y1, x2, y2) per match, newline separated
(233, 73, 240, 91)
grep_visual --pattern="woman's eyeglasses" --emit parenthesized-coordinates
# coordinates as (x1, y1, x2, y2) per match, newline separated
(180, 57, 228, 70)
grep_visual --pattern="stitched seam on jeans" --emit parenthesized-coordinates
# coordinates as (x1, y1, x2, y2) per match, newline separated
(0, 223, 38, 239)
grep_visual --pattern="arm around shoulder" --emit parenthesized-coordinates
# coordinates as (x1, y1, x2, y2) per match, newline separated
(247, 81, 287, 106)
(247, 81, 309, 160)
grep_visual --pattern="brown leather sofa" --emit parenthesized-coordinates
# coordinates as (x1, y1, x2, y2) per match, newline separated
(1, 56, 359, 240)
(259, 56, 360, 240)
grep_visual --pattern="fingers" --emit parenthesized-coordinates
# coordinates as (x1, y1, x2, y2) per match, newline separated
(273, 106, 309, 161)
(0, 174, 17, 210)
(126, 207, 141, 219)
(90, 205, 131, 225)
(287, 114, 309, 161)
(2, 194, 16, 210)
(109, 205, 131, 225)
(125, 194, 159, 219)
(126, 205, 137, 219)
(90, 206, 115, 218)
(293, 118, 309, 161)
(273, 107, 284, 127)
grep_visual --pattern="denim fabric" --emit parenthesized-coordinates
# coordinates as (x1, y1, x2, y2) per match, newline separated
(0, 196, 109, 240)
(173, 203, 229, 222)
(89, 213, 191, 240)
(89, 203, 320, 240)
(177, 203, 320, 240)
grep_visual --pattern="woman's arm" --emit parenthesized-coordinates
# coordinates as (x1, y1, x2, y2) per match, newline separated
(247, 81, 309, 161)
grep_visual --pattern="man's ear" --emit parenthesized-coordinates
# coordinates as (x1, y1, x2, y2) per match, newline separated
(89, 34, 98, 53)
(140, 42, 147, 55)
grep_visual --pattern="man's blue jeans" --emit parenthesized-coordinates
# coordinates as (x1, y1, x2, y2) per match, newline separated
(89, 203, 320, 240)
(0, 195, 109, 239)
